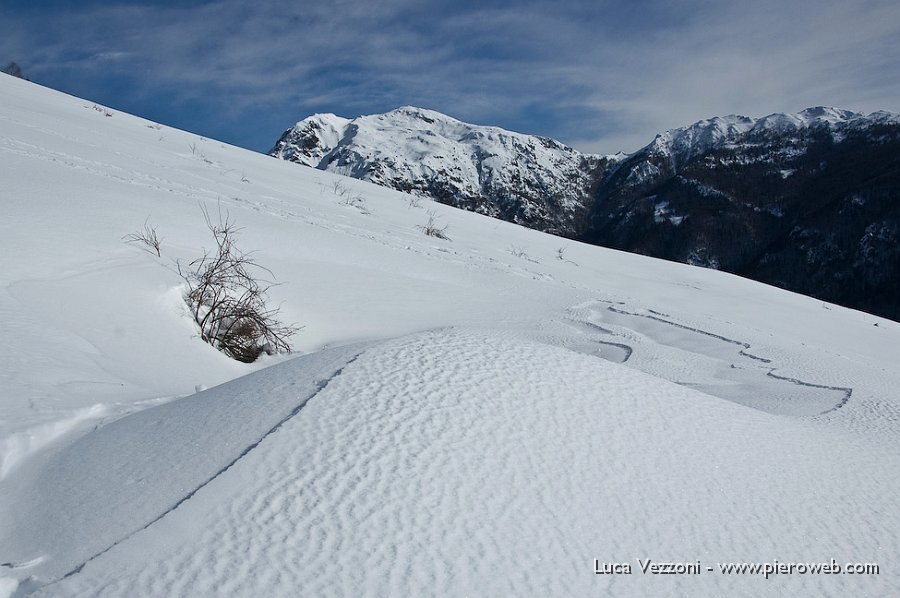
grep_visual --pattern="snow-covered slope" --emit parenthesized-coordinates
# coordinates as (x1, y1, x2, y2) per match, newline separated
(271, 106, 900, 320)
(271, 106, 618, 235)
(2, 74, 900, 597)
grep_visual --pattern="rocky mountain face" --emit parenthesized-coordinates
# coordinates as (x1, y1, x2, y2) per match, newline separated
(588, 107, 900, 320)
(272, 107, 900, 320)
(270, 107, 622, 236)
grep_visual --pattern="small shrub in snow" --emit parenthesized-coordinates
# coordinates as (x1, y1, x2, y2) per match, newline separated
(178, 206, 299, 363)
(508, 245, 538, 263)
(90, 104, 113, 117)
(189, 142, 213, 164)
(555, 246, 577, 265)
(342, 193, 368, 213)
(331, 179, 348, 197)
(331, 179, 368, 213)
(418, 210, 450, 240)
(123, 218, 162, 257)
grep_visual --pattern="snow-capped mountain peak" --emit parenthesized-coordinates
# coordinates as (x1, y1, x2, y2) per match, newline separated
(648, 114, 756, 165)
(270, 112, 351, 168)
(795, 105, 863, 125)
(646, 107, 894, 165)
(271, 106, 620, 235)
(589, 105, 900, 320)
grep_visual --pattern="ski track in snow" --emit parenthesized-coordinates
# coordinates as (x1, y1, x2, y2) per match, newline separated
(42, 350, 366, 592)
(558, 301, 852, 416)
(0, 343, 372, 591)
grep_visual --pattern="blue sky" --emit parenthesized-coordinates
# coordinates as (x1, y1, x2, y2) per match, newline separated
(3, 0, 899, 155)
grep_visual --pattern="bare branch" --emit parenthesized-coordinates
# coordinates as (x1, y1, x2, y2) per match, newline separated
(123, 218, 162, 257)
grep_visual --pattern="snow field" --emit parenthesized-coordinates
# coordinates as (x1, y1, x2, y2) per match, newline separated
(2, 74, 900, 596)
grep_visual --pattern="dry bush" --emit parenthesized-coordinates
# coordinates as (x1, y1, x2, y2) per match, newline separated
(556, 246, 578, 265)
(90, 104, 113, 117)
(123, 218, 162, 257)
(178, 206, 299, 363)
(331, 179, 368, 213)
(332, 179, 348, 197)
(508, 244, 538, 263)
(189, 142, 213, 164)
(418, 209, 450, 240)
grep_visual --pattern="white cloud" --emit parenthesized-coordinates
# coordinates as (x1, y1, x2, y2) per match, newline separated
(2, 0, 898, 154)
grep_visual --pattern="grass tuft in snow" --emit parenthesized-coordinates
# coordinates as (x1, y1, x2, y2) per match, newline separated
(417, 209, 451, 240)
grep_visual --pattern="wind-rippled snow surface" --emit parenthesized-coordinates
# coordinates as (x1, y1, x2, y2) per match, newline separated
(16, 330, 898, 597)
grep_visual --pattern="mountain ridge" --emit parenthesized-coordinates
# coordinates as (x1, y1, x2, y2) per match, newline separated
(271, 105, 900, 320)
(271, 106, 622, 235)
(592, 105, 900, 320)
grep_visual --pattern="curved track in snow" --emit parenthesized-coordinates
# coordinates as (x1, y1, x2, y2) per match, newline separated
(560, 301, 852, 416)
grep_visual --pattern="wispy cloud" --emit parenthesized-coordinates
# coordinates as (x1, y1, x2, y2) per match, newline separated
(2, 0, 898, 154)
